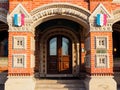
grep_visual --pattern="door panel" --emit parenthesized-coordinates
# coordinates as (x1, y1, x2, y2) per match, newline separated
(47, 56, 58, 74)
(47, 35, 72, 74)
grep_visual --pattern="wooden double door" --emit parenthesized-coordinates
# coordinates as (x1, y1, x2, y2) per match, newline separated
(47, 35, 72, 74)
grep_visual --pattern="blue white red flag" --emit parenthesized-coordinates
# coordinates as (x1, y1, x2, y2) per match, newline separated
(14, 14, 25, 26)
(96, 14, 107, 26)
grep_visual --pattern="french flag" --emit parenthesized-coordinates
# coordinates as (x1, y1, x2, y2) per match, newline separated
(14, 14, 25, 26)
(96, 14, 107, 26)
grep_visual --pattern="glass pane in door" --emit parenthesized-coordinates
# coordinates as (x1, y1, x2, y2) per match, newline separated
(62, 37, 69, 55)
(49, 37, 57, 55)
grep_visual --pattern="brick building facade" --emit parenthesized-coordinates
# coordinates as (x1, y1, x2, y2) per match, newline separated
(0, 0, 120, 90)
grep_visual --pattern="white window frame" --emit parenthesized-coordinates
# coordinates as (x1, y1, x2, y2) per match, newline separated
(95, 36, 108, 49)
(95, 54, 109, 68)
(13, 36, 27, 49)
(12, 54, 26, 68)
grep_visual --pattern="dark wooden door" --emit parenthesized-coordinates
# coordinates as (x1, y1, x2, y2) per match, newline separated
(47, 35, 72, 74)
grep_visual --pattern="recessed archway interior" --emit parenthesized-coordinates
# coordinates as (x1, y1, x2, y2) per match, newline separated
(0, 21, 8, 57)
(35, 18, 85, 76)
(112, 21, 120, 71)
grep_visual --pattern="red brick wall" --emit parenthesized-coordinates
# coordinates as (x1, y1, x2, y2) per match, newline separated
(90, 32, 113, 75)
(9, 0, 88, 13)
(8, 0, 120, 13)
(8, 32, 34, 76)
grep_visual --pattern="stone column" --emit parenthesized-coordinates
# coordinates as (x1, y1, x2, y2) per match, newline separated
(85, 30, 116, 90)
(84, 3, 117, 90)
(5, 4, 35, 90)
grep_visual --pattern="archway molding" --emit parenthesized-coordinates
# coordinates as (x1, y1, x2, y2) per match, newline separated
(30, 3, 91, 29)
(38, 27, 80, 76)
(0, 8, 8, 24)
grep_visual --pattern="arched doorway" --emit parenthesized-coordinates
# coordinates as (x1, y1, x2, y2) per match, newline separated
(35, 19, 84, 77)
(112, 21, 120, 72)
(47, 35, 72, 74)
(0, 21, 8, 72)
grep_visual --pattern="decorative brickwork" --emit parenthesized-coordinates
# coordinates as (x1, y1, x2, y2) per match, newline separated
(2, 1, 120, 90)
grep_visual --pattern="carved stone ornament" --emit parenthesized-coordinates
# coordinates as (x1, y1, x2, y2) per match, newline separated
(0, 8, 8, 23)
(113, 9, 120, 24)
(30, 3, 91, 28)
(7, 3, 33, 32)
(89, 3, 113, 32)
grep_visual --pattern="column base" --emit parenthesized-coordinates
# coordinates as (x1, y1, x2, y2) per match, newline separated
(5, 76, 36, 90)
(84, 75, 117, 90)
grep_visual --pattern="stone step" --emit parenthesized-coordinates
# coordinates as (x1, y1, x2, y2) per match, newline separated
(35, 87, 85, 90)
(36, 79, 84, 84)
(36, 83, 84, 88)
(35, 79, 86, 90)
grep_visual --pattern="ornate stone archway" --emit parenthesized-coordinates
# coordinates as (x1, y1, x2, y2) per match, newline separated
(30, 3, 91, 29)
(112, 9, 120, 24)
(30, 3, 91, 77)
(0, 8, 8, 24)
